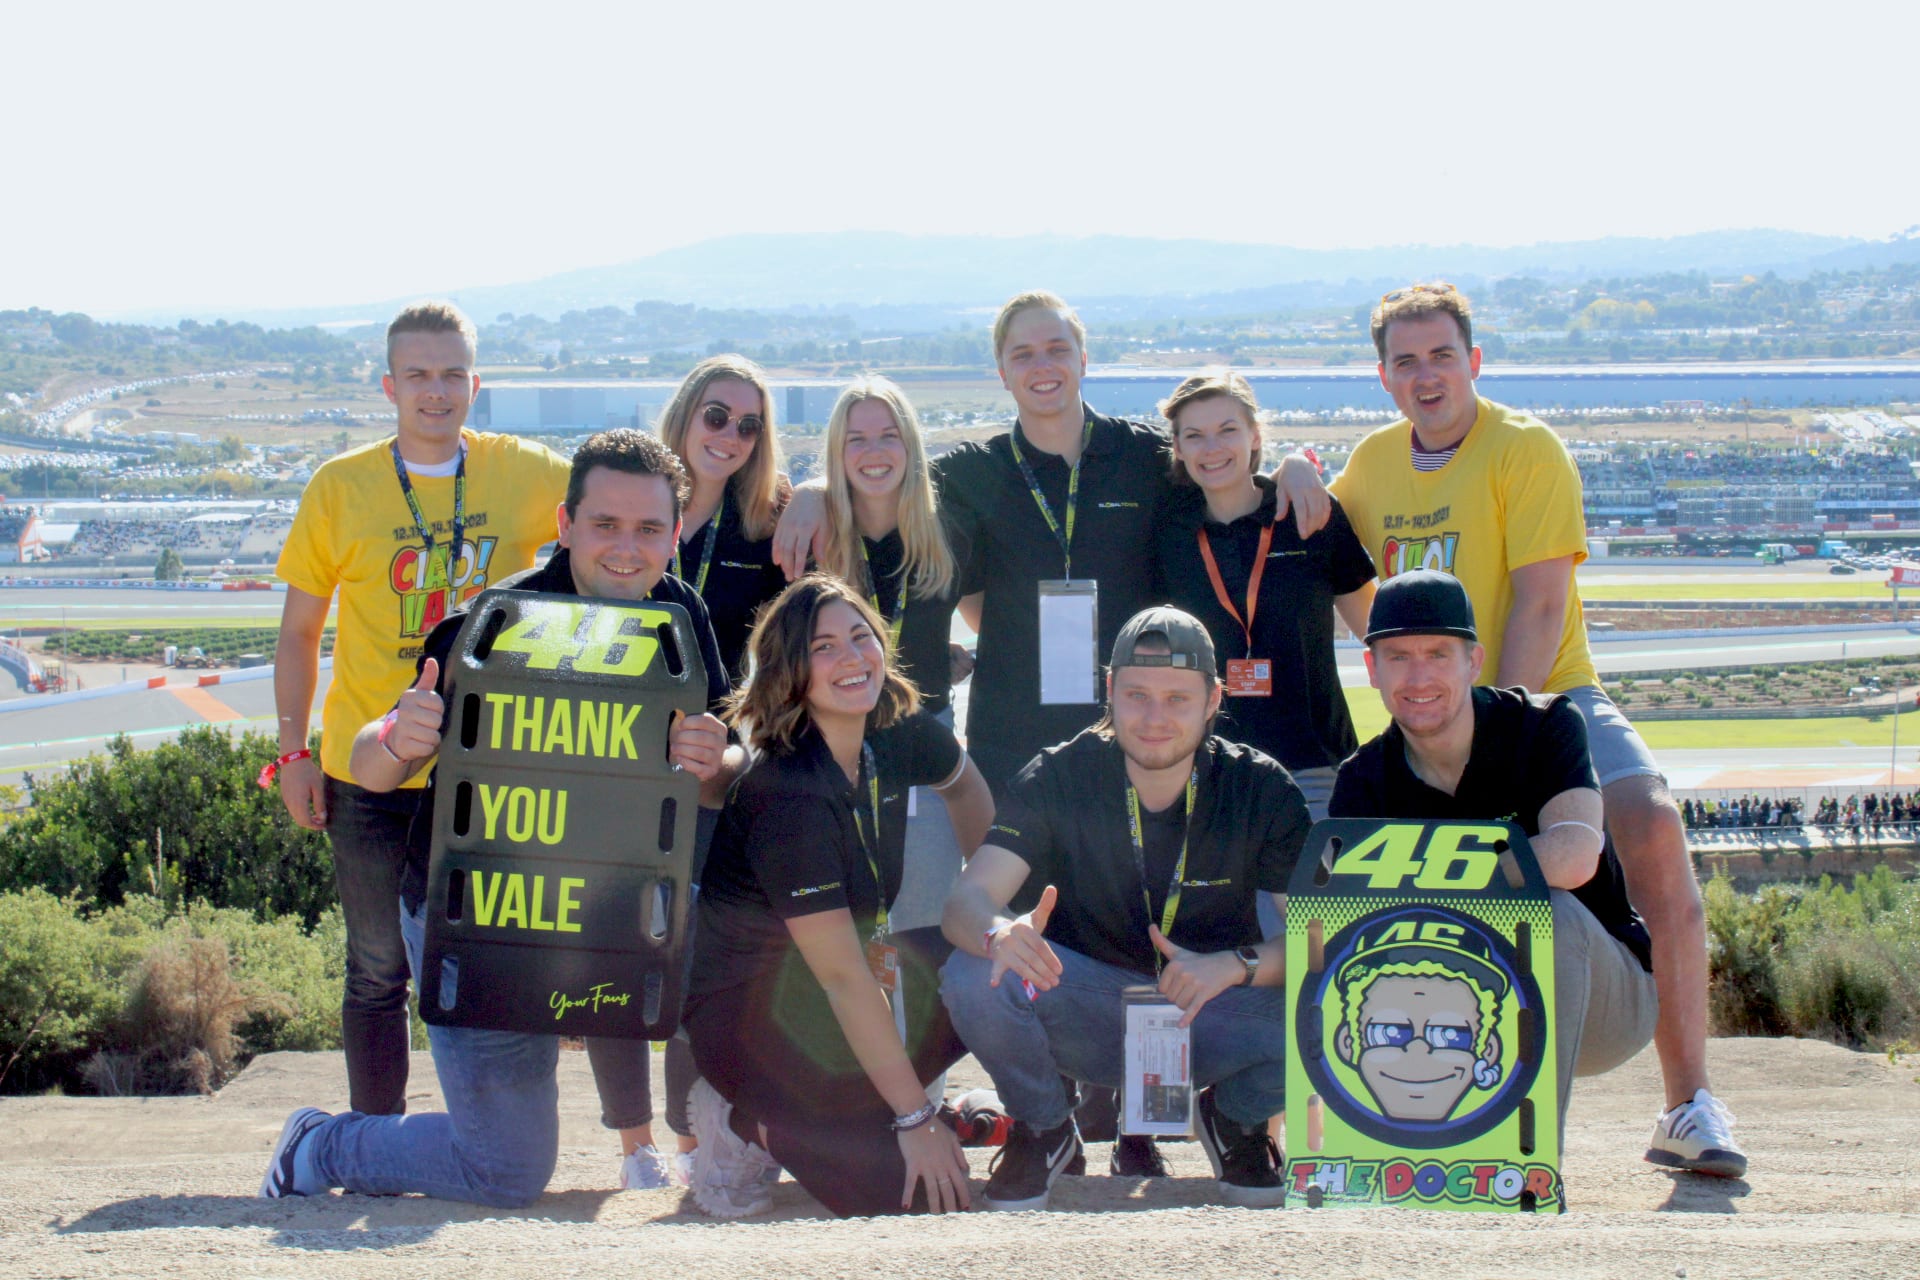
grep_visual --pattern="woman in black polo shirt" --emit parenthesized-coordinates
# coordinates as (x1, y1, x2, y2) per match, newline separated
(817, 376, 971, 930)
(657, 354, 793, 682)
(1153, 369, 1377, 827)
(684, 575, 994, 1219)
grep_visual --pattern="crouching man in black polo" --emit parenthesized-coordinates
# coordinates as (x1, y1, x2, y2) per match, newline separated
(1330, 570, 1659, 1145)
(939, 606, 1309, 1211)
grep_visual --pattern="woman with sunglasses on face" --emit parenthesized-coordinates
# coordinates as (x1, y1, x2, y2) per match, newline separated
(1153, 370, 1377, 846)
(658, 354, 793, 684)
(683, 575, 994, 1218)
(818, 377, 974, 932)
(619, 355, 790, 1187)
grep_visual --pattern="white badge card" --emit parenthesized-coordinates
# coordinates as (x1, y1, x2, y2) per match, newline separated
(1038, 579, 1099, 706)
(1122, 985, 1193, 1136)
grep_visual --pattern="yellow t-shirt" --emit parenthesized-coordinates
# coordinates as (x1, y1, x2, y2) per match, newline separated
(1329, 398, 1597, 694)
(277, 430, 571, 785)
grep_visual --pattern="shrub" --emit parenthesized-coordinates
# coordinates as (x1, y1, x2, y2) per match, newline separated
(0, 728, 335, 923)
(0, 890, 346, 1095)
(0, 889, 144, 1091)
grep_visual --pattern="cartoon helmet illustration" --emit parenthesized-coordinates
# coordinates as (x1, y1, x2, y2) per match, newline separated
(1332, 907, 1513, 1122)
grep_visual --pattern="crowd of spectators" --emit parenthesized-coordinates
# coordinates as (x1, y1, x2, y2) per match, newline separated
(1681, 791, 1920, 838)
(0, 507, 36, 543)
(1575, 447, 1920, 530)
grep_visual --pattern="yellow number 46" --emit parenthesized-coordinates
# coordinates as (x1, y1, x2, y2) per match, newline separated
(1328, 823, 1506, 892)
(492, 601, 674, 677)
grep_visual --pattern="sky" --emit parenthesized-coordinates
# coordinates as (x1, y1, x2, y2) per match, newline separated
(4, 0, 1914, 319)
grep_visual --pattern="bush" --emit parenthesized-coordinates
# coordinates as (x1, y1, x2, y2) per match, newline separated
(0, 889, 144, 1091)
(0, 728, 335, 923)
(0, 890, 345, 1095)
(1706, 868, 1920, 1050)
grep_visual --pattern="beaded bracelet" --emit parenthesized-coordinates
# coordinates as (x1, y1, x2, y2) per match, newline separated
(257, 748, 312, 789)
(890, 1100, 939, 1132)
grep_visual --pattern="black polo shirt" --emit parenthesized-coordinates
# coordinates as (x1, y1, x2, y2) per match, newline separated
(677, 491, 789, 685)
(687, 712, 963, 1011)
(396, 549, 731, 911)
(936, 406, 1173, 790)
(1329, 686, 1652, 970)
(861, 525, 963, 714)
(1154, 477, 1376, 772)
(986, 730, 1309, 975)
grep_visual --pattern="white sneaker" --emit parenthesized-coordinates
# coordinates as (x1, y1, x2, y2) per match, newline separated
(1646, 1088, 1748, 1178)
(672, 1150, 695, 1188)
(619, 1144, 676, 1191)
(688, 1079, 778, 1218)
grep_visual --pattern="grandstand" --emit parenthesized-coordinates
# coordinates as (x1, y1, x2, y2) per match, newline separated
(0, 507, 42, 563)
(63, 510, 295, 562)
(1575, 448, 1920, 535)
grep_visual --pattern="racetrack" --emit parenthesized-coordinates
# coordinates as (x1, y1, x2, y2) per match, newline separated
(3, 570, 1920, 793)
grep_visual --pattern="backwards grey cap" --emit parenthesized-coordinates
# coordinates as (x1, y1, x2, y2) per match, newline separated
(1111, 605, 1218, 675)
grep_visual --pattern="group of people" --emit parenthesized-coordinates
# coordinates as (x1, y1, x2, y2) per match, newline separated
(255, 283, 1747, 1219)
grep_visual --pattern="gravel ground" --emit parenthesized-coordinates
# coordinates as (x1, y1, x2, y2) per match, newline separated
(3, 1038, 1917, 1279)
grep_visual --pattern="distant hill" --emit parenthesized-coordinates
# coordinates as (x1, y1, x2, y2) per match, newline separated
(124, 228, 1920, 331)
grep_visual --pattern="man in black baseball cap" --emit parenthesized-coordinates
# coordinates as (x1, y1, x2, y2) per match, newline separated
(1330, 571, 1661, 1152)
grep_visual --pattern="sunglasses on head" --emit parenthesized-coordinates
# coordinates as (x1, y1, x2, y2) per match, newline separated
(1381, 283, 1458, 303)
(701, 402, 764, 439)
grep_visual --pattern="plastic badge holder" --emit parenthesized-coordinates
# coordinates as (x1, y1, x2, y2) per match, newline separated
(419, 589, 707, 1038)
(1284, 819, 1561, 1213)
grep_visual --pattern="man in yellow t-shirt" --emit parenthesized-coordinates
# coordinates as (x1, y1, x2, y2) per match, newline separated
(271, 300, 569, 1117)
(1328, 283, 1745, 1180)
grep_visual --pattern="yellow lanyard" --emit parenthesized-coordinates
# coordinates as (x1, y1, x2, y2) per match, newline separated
(1009, 414, 1094, 579)
(1125, 769, 1198, 972)
(852, 740, 888, 936)
(858, 536, 907, 649)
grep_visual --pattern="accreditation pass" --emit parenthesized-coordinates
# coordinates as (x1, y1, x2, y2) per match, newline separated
(1038, 579, 1098, 705)
(1122, 985, 1192, 1136)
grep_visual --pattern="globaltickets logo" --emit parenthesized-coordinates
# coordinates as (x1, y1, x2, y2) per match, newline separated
(1381, 532, 1458, 577)
(390, 537, 500, 638)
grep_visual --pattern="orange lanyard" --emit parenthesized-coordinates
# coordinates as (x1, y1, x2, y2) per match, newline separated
(1196, 521, 1275, 653)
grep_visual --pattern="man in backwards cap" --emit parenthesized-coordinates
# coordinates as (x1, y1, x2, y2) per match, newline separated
(1330, 570, 1660, 1142)
(940, 606, 1310, 1211)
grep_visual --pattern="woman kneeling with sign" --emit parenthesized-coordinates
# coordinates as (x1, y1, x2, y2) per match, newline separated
(684, 573, 995, 1217)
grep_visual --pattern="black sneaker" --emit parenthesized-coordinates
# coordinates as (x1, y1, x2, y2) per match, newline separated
(1109, 1133, 1171, 1177)
(1194, 1088, 1285, 1208)
(984, 1118, 1084, 1211)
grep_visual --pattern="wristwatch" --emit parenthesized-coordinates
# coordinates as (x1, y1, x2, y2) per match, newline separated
(1235, 945, 1261, 986)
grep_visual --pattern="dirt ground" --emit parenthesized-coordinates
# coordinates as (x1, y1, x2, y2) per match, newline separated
(2, 1038, 1915, 1279)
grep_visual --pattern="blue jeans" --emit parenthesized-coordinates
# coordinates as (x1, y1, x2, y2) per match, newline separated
(322, 775, 420, 1116)
(303, 899, 559, 1208)
(940, 943, 1288, 1131)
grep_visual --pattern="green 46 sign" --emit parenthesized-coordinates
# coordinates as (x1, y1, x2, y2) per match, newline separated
(1329, 823, 1508, 892)
(492, 601, 676, 677)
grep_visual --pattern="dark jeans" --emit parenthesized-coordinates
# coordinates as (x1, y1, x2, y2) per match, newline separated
(323, 774, 421, 1116)
(685, 927, 967, 1217)
(584, 1035, 698, 1136)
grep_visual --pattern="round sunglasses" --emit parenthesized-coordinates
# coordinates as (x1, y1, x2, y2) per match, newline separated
(702, 401, 764, 439)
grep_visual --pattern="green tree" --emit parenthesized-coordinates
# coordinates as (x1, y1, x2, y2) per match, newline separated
(153, 547, 185, 581)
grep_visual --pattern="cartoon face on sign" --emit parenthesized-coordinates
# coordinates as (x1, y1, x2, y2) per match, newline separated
(1336, 962, 1504, 1123)
(1304, 905, 1541, 1147)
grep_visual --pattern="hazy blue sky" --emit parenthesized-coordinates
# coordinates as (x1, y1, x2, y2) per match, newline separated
(6, 0, 1913, 318)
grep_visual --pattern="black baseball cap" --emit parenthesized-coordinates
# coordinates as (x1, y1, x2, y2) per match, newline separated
(1364, 570, 1478, 645)
(1111, 605, 1217, 675)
